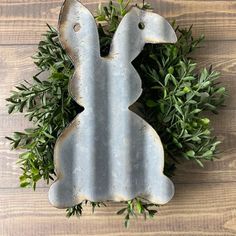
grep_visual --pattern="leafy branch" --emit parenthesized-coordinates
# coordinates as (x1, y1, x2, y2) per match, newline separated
(117, 198, 159, 227)
(66, 201, 106, 217)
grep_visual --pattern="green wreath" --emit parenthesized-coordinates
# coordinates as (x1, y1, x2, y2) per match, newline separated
(6, 0, 226, 227)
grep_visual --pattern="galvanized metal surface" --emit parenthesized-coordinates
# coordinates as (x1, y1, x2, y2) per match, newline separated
(48, 0, 177, 208)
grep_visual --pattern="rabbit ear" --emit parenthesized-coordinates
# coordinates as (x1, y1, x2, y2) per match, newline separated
(109, 7, 142, 61)
(59, 0, 100, 63)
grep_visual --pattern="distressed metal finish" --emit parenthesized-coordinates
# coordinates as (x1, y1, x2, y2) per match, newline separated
(48, 0, 177, 208)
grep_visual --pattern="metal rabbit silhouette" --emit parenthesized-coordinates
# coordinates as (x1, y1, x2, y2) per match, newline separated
(49, 0, 177, 208)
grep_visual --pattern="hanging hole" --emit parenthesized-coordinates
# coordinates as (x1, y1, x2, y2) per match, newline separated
(138, 22, 145, 30)
(73, 23, 80, 32)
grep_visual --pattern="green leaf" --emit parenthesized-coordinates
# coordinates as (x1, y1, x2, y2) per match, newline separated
(200, 68, 208, 82)
(190, 109, 201, 114)
(124, 213, 130, 228)
(196, 159, 204, 168)
(42, 131, 55, 139)
(183, 76, 195, 81)
(202, 150, 213, 158)
(146, 100, 157, 107)
(8, 105, 15, 114)
(186, 150, 195, 158)
(117, 208, 126, 215)
(215, 87, 226, 94)
(20, 181, 30, 188)
(136, 200, 143, 214)
(174, 104, 183, 116)
(175, 91, 185, 97)
(148, 210, 157, 218)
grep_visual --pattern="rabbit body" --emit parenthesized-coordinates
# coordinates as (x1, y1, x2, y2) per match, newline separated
(49, 0, 176, 208)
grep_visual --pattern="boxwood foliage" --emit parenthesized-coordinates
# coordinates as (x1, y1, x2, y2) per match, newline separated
(6, 0, 226, 227)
